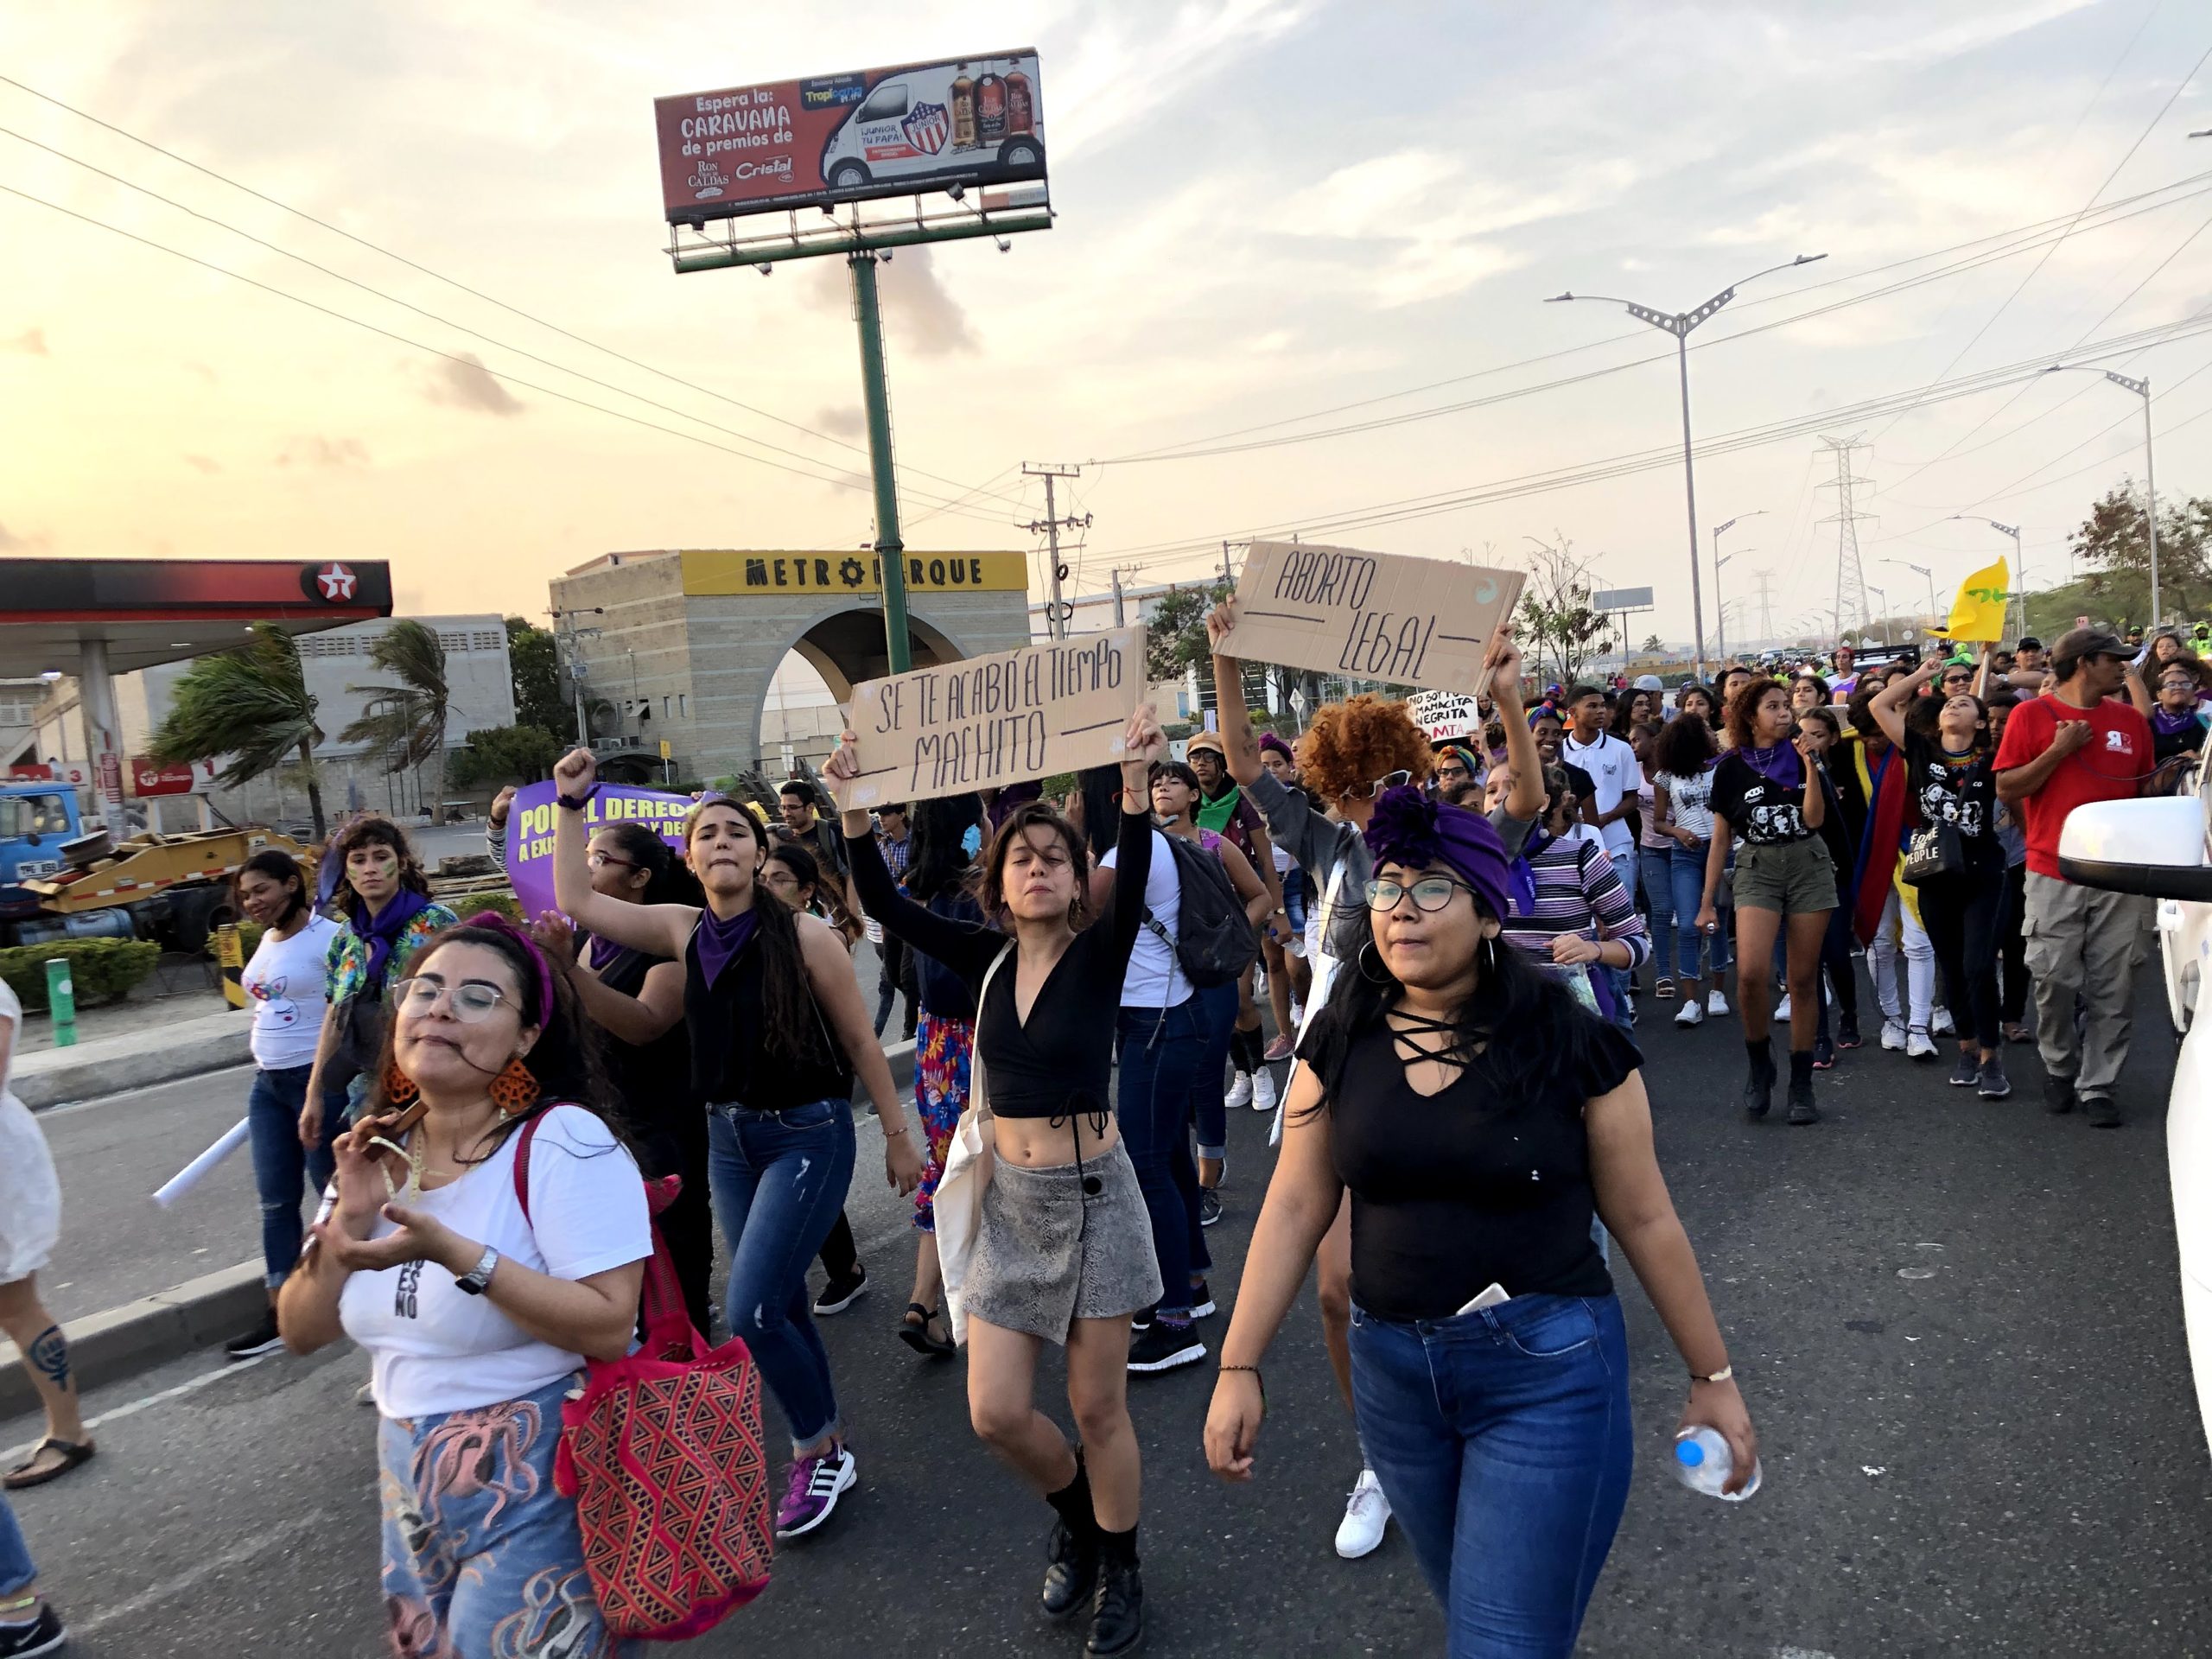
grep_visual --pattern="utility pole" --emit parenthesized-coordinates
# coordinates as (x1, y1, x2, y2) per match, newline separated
(1110, 568, 1126, 627)
(1023, 462, 1089, 640)
(850, 252, 915, 672)
(550, 607, 602, 747)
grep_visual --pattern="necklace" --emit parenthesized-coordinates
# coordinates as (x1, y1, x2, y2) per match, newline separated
(374, 1105, 512, 1202)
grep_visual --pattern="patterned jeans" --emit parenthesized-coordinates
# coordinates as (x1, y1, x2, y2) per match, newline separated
(379, 1373, 635, 1657)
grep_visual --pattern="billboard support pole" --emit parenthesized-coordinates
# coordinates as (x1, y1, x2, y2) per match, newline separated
(849, 251, 912, 675)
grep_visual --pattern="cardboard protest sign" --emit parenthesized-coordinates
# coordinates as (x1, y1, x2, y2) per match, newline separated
(834, 626, 1146, 809)
(1217, 541, 1523, 694)
(1408, 689, 1483, 742)
(504, 779, 700, 920)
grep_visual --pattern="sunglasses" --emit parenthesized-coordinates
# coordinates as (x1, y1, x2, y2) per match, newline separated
(395, 976, 512, 1021)
(1365, 874, 1477, 913)
(1367, 768, 1413, 798)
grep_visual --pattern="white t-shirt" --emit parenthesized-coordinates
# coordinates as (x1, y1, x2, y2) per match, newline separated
(1562, 730, 1643, 865)
(1101, 828, 1194, 1008)
(1655, 767, 1717, 842)
(243, 914, 340, 1071)
(338, 1105, 651, 1419)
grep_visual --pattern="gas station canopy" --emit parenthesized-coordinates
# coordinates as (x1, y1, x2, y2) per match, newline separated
(0, 556, 393, 675)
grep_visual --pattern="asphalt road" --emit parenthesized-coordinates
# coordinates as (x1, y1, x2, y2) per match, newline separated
(10, 964, 2209, 1656)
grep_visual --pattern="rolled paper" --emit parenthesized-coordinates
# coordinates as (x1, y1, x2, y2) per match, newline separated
(151, 1116, 251, 1209)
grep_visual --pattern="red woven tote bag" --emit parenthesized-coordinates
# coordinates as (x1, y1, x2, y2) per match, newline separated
(514, 1112, 772, 1640)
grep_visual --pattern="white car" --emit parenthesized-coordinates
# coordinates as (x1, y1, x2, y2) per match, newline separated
(2060, 757, 2212, 1452)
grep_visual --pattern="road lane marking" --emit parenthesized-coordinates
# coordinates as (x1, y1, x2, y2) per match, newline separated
(73, 1511, 331, 1635)
(1, 1353, 269, 1463)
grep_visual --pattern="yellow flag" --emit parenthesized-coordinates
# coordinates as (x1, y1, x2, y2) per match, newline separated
(1946, 556, 2011, 643)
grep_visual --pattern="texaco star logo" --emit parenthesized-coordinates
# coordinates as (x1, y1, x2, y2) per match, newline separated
(316, 562, 357, 601)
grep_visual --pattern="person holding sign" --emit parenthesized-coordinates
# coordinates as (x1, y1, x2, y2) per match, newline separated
(828, 706, 1167, 1658)
(1208, 601, 1545, 1563)
(549, 753, 924, 1545)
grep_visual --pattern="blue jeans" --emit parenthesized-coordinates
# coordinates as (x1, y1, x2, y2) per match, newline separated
(1116, 1001, 1212, 1317)
(1351, 1294, 1632, 1659)
(246, 1064, 348, 1287)
(1669, 841, 1726, 979)
(0, 1494, 33, 1598)
(1190, 980, 1240, 1160)
(705, 1097, 855, 1448)
(1637, 848, 1675, 982)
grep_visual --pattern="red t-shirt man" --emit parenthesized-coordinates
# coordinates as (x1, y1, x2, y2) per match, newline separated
(1993, 690, 2152, 879)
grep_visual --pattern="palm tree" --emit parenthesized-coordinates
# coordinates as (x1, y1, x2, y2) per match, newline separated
(150, 624, 328, 836)
(340, 620, 450, 816)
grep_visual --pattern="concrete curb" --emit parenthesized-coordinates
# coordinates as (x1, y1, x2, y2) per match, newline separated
(0, 1038, 925, 1411)
(1, 1259, 265, 1418)
(18, 1013, 252, 1111)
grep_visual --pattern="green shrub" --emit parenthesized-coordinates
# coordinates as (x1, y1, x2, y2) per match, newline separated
(232, 919, 267, 961)
(0, 938, 163, 1012)
(450, 891, 523, 925)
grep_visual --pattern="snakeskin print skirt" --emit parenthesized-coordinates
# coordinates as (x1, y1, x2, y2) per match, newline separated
(963, 1141, 1163, 1343)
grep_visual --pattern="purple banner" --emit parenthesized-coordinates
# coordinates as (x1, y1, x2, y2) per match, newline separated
(504, 779, 696, 921)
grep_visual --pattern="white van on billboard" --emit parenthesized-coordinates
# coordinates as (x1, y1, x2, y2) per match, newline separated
(821, 54, 1044, 198)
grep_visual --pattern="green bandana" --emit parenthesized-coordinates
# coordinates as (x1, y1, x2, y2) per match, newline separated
(1195, 781, 1242, 835)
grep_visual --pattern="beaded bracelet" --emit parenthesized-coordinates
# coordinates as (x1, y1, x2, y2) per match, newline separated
(1220, 1362, 1265, 1405)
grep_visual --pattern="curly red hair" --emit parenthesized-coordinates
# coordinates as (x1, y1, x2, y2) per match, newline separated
(1294, 695, 1433, 804)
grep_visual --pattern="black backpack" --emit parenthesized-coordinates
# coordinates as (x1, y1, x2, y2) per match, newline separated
(1144, 832, 1260, 988)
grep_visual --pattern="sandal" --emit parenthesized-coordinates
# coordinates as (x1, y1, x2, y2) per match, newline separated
(1654, 978, 1676, 1001)
(4, 1436, 95, 1490)
(897, 1302, 955, 1360)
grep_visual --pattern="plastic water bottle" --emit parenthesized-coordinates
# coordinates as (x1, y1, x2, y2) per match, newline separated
(1672, 1428, 1760, 1501)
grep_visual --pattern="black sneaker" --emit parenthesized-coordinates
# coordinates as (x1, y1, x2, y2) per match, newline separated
(1126, 1319, 1205, 1373)
(1977, 1057, 2012, 1099)
(224, 1310, 284, 1360)
(812, 1263, 868, 1317)
(2043, 1074, 2077, 1116)
(0, 1603, 67, 1658)
(1837, 1010, 1863, 1049)
(1948, 1049, 1980, 1087)
(1187, 1280, 1216, 1319)
(1787, 1077, 1821, 1125)
(1743, 1042, 1776, 1119)
(1198, 1188, 1223, 1229)
(1041, 1516, 1100, 1622)
(2084, 1095, 2122, 1128)
(1088, 1548, 1144, 1656)
(1813, 1036, 1836, 1071)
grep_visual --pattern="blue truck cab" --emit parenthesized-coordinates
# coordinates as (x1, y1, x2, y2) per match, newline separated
(0, 782, 85, 916)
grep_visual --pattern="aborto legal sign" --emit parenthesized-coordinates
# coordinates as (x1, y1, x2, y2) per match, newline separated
(655, 50, 1046, 226)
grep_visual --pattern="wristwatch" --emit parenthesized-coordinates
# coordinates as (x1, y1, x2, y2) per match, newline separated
(454, 1244, 500, 1295)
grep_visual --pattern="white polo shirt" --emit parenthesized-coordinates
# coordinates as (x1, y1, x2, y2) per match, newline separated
(1561, 728, 1643, 867)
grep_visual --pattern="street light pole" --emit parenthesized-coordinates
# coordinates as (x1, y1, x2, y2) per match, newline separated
(1547, 256, 1826, 685)
(1948, 515, 2024, 640)
(1711, 511, 1766, 664)
(2042, 365, 2158, 626)
(1885, 560, 1937, 627)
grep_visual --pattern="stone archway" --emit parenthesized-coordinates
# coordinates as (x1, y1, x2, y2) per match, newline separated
(748, 606, 969, 763)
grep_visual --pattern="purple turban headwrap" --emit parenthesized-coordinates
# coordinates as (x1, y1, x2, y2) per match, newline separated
(1363, 785, 1513, 923)
(1257, 731, 1296, 764)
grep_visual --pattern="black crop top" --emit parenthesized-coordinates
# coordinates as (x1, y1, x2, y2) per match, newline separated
(849, 804, 1150, 1121)
(1319, 1014, 1640, 1321)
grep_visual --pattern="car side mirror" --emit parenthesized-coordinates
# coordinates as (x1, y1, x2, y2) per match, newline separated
(2058, 797, 2212, 903)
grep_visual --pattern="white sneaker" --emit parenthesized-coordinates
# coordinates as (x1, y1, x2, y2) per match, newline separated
(1224, 1071, 1254, 1109)
(1675, 998, 1706, 1027)
(1880, 1017, 1907, 1052)
(1289, 1001, 1306, 1029)
(1334, 1467, 1391, 1560)
(1775, 993, 1793, 1020)
(1252, 1066, 1278, 1112)
(1707, 988, 1730, 1017)
(1931, 1006, 1955, 1037)
(1906, 1026, 1939, 1060)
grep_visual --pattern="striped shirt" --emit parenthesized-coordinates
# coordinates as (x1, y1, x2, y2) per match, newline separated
(877, 829, 912, 882)
(1499, 832, 1649, 972)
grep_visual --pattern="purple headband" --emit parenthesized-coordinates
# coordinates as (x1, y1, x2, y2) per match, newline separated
(1363, 785, 1513, 923)
(461, 910, 557, 1026)
(1257, 731, 1296, 763)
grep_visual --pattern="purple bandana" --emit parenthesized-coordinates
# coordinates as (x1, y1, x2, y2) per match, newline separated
(693, 906, 760, 991)
(1741, 741, 1804, 791)
(585, 933, 626, 973)
(2152, 706, 2201, 739)
(1363, 786, 1514, 922)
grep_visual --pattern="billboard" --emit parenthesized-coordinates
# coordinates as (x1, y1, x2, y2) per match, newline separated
(677, 549, 1027, 597)
(655, 50, 1046, 226)
(130, 759, 218, 798)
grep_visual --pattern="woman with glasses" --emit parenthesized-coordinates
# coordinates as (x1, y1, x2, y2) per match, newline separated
(2126, 655, 2212, 771)
(1210, 603, 1544, 1564)
(1205, 788, 1758, 1657)
(827, 710, 1167, 1656)
(1429, 743, 1483, 805)
(528, 821, 715, 1334)
(550, 759, 923, 1544)
(1491, 763, 1649, 1022)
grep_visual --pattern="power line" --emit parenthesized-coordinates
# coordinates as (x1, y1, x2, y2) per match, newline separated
(0, 177, 1018, 524)
(0, 72, 1030, 515)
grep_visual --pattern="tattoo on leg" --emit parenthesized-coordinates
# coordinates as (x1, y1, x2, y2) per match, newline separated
(28, 1325, 70, 1393)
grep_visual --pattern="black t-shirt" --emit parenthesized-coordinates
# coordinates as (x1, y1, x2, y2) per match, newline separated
(1708, 751, 1815, 845)
(1563, 762, 1597, 805)
(1319, 1014, 1640, 1321)
(1904, 732, 1997, 839)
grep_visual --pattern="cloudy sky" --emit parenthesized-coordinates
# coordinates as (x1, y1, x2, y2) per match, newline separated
(3, 0, 2209, 659)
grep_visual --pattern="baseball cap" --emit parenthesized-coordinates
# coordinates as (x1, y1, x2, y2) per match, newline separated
(1633, 674, 1663, 692)
(2017, 635, 2043, 651)
(1185, 730, 1226, 756)
(2052, 625, 2126, 665)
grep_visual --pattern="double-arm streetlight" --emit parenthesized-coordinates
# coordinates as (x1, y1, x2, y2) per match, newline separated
(1547, 254, 1827, 684)
(1948, 515, 2024, 641)
(2041, 364, 2158, 625)
(1884, 559, 1939, 627)
(1711, 510, 1766, 660)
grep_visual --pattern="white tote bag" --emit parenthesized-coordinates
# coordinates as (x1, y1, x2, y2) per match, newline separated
(937, 943, 1013, 1347)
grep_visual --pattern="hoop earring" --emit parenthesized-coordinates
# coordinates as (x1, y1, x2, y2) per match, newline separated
(489, 1056, 540, 1117)
(382, 1061, 418, 1105)
(1357, 939, 1394, 984)
(1479, 934, 1501, 981)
